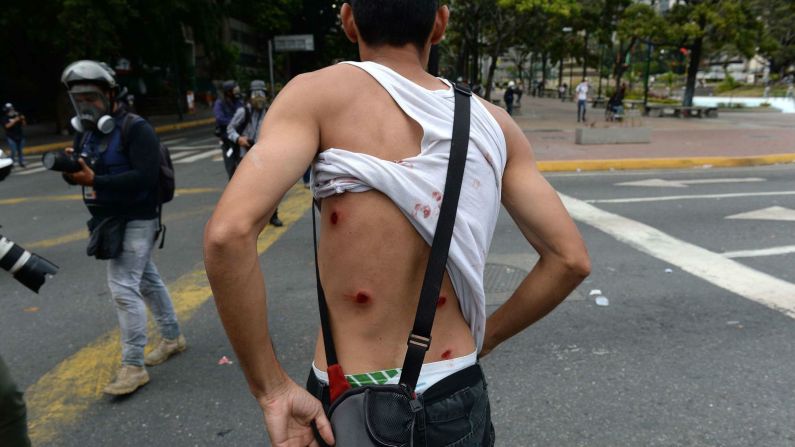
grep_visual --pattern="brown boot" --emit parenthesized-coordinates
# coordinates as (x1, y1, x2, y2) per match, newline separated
(144, 335, 187, 366)
(103, 365, 149, 396)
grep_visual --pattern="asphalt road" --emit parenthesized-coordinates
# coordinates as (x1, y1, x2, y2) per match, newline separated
(1, 126, 794, 446)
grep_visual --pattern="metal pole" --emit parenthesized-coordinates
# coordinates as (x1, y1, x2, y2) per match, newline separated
(643, 42, 653, 108)
(268, 39, 275, 99)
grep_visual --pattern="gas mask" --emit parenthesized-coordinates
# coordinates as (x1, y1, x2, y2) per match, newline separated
(67, 84, 115, 134)
(250, 91, 267, 110)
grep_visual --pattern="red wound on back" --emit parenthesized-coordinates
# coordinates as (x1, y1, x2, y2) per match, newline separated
(441, 350, 452, 360)
(355, 293, 369, 304)
(328, 364, 351, 402)
(330, 212, 339, 225)
(437, 296, 447, 308)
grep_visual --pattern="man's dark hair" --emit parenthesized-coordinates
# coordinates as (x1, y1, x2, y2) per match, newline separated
(349, 0, 439, 50)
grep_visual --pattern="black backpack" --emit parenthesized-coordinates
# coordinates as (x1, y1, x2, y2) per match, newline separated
(121, 113, 175, 205)
(121, 113, 175, 247)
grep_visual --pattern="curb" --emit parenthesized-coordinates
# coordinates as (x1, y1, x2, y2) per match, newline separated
(21, 117, 215, 156)
(537, 153, 795, 172)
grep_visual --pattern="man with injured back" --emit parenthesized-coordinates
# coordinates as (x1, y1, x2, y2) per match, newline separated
(204, 1, 590, 446)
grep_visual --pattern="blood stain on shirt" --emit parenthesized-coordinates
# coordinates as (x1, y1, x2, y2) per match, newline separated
(422, 206, 431, 218)
(432, 191, 443, 202)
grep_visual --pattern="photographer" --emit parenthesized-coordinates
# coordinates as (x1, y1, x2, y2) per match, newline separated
(2, 103, 26, 168)
(226, 80, 282, 226)
(57, 60, 186, 396)
(1, 229, 59, 446)
(213, 80, 243, 179)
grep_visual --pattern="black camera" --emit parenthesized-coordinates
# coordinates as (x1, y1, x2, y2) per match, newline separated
(0, 229, 59, 293)
(42, 150, 83, 173)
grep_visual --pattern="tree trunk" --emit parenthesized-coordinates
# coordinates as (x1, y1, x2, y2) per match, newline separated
(582, 31, 589, 79)
(683, 35, 703, 107)
(485, 48, 500, 101)
(614, 38, 636, 92)
(541, 53, 548, 85)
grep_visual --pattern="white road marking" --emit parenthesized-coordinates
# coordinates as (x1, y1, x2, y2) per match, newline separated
(169, 144, 217, 151)
(586, 190, 795, 204)
(725, 206, 795, 222)
(723, 245, 795, 259)
(161, 137, 187, 145)
(16, 167, 48, 176)
(560, 193, 795, 319)
(169, 151, 199, 161)
(175, 151, 217, 164)
(617, 178, 766, 188)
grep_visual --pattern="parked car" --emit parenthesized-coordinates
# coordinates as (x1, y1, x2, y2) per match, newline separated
(0, 149, 13, 181)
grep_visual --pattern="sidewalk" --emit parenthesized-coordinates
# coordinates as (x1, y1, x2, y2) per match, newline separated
(511, 97, 795, 171)
(10, 108, 215, 156)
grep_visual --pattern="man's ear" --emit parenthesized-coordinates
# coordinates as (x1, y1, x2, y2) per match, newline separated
(340, 3, 359, 44)
(429, 5, 450, 45)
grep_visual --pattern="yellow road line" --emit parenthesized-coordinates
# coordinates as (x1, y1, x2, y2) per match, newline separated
(25, 185, 312, 444)
(24, 205, 218, 250)
(0, 188, 220, 207)
(537, 153, 795, 172)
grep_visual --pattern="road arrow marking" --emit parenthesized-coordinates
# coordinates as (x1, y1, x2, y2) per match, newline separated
(616, 178, 765, 188)
(723, 245, 795, 259)
(561, 193, 795, 321)
(726, 206, 795, 222)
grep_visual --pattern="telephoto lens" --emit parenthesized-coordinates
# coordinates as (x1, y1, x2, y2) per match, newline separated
(42, 151, 82, 173)
(0, 231, 59, 293)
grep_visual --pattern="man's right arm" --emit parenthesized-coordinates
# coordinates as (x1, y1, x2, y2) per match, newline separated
(226, 107, 245, 145)
(480, 106, 591, 357)
(204, 73, 334, 445)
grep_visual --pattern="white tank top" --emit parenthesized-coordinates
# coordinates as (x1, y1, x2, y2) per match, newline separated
(312, 61, 507, 351)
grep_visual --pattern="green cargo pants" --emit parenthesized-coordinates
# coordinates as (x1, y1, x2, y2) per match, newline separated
(0, 354, 31, 447)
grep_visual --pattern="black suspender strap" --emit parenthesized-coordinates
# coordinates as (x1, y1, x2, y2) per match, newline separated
(312, 199, 338, 366)
(311, 83, 472, 391)
(399, 84, 471, 389)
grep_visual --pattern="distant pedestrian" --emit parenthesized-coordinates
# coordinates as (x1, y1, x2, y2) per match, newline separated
(576, 79, 589, 123)
(559, 83, 567, 101)
(515, 80, 523, 106)
(503, 81, 515, 115)
(213, 81, 243, 179)
(2, 103, 26, 168)
(787, 85, 794, 101)
(226, 80, 283, 227)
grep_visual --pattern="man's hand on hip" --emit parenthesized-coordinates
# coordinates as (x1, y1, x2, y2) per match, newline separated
(260, 378, 335, 446)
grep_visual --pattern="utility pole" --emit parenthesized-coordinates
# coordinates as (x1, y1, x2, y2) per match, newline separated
(643, 42, 653, 108)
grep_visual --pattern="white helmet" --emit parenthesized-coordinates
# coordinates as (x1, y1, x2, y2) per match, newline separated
(61, 60, 118, 134)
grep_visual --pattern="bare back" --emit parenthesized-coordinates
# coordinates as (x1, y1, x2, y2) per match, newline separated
(311, 63, 475, 373)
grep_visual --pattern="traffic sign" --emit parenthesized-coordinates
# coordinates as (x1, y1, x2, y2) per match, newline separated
(273, 34, 315, 52)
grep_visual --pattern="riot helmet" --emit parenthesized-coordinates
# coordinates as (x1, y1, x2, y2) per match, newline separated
(61, 60, 119, 134)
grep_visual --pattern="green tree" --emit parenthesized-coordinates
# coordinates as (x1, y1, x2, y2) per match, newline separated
(665, 0, 762, 106)
(750, 0, 795, 79)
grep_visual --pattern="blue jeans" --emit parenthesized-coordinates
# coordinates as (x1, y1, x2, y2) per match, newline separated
(577, 99, 587, 122)
(6, 138, 25, 166)
(107, 219, 180, 366)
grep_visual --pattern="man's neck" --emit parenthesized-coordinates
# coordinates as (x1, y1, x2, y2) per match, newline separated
(358, 44, 446, 90)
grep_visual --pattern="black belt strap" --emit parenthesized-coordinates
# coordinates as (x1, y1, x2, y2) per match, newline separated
(311, 82, 472, 391)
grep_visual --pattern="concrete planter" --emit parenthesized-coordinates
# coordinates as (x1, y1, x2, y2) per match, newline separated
(575, 127, 651, 145)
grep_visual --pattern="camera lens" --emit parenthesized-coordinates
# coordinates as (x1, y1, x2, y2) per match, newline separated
(42, 151, 81, 173)
(0, 234, 59, 293)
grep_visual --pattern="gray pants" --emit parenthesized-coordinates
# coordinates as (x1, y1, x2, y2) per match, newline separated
(107, 219, 180, 366)
(0, 355, 30, 447)
(307, 364, 495, 446)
